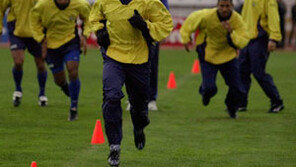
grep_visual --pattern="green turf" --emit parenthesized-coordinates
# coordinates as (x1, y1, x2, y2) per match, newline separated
(0, 48, 295, 167)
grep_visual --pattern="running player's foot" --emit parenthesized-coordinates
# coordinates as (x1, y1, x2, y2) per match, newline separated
(134, 128, 145, 150)
(202, 96, 210, 106)
(13, 91, 22, 107)
(148, 101, 158, 111)
(38, 96, 48, 107)
(68, 108, 78, 121)
(108, 145, 120, 167)
(269, 101, 284, 113)
(227, 108, 237, 119)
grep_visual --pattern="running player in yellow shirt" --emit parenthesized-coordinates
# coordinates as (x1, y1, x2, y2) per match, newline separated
(180, 0, 249, 119)
(1, 0, 48, 107)
(238, 0, 284, 113)
(30, 0, 91, 121)
(90, 0, 173, 165)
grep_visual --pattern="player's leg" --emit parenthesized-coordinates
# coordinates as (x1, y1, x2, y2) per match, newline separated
(199, 61, 218, 106)
(7, 21, 26, 107)
(26, 38, 48, 106)
(249, 37, 284, 113)
(148, 43, 159, 111)
(125, 62, 150, 150)
(65, 49, 81, 121)
(102, 57, 125, 166)
(238, 45, 252, 111)
(11, 50, 25, 106)
(220, 58, 245, 119)
(288, 22, 295, 45)
(46, 50, 69, 96)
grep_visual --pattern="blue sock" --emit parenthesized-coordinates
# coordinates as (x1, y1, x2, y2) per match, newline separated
(12, 68, 23, 92)
(37, 71, 47, 97)
(69, 79, 81, 109)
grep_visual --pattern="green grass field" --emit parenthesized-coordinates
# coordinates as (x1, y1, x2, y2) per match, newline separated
(0, 48, 295, 167)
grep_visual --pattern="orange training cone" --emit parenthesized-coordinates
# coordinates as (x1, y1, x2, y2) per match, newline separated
(91, 120, 105, 144)
(31, 161, 37, 167)
(191, 60, 200, 74)
(167, 72, 177, 89)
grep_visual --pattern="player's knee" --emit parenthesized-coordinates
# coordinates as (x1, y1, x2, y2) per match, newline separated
(104, 90, 124, 102)
(54, 78, 66, 87)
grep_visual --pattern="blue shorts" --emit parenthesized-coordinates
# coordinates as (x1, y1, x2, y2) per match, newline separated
(46, 38, 81, 74)
(7, 21, 42, 57)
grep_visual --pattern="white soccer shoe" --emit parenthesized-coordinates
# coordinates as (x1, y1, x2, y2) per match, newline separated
(38, 96, 48, 107)
(12, 91, 22, 107)
(148, 101, 158, 111)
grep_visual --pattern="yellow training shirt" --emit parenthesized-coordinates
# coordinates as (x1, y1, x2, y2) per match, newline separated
(30, 0, 91, 49)
(2, 0, 38, 37)
(89, 0, 173, 64)
(180, 8, 249, 65)
(0, 0, 17, 35)
(241, 0, 282, 41)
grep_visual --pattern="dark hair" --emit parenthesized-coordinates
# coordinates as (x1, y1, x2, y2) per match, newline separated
(218, 0, 233, 3)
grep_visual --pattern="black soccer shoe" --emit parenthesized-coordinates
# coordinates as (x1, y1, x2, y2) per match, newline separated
(134, 128, 145, 150)
(13, 91, 22, 107)
(13, 97, 21, 107)
(68, 108, 78, 121)
(108, 145, 120, 167)
(202, 96, 210, 106)
(269, 102, 284, 113)
(227, 108, 237, 119)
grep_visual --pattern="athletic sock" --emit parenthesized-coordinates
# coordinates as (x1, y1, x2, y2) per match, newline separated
(12, 67, 23, 92)
(69, 79, 81, 109)
(37, 71, 47, 97)
(61, 82, 70, 97)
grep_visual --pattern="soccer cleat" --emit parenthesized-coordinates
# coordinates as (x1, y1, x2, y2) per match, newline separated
(68, 108, 78, 121)
(12, 91, 22, 107)
(126, 101, 131, 111)
(269, 102, 284, 113)
(237, 106, 247, 112)
(148, 100, 158, 111)
(134, 128, 145, 150)
(202, 96, 210, 106)
(38, 96, 48, 107)
(108, 145, 120, 167)
(227, 108, 237, 119)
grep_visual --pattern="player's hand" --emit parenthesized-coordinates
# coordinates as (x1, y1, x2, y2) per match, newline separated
(128, 10, 147, 32)
(41, 39, 47, 59)
(268, 40, 277, 52)
(80, 35, 87, 56)
(97, 28, 110, 49)
(221, 21, 232, 33)
(184, 43, 190, 52)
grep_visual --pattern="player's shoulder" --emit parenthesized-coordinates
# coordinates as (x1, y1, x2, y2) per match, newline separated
(144, 0, 164, 6)
(71, 0, 89, 5)
(231, 10, 242, 18)
(34, 0, 50, 9)
(199, 8, 217, 18)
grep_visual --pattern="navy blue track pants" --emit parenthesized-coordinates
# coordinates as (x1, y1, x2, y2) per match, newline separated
(102, 57, 150, 145)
